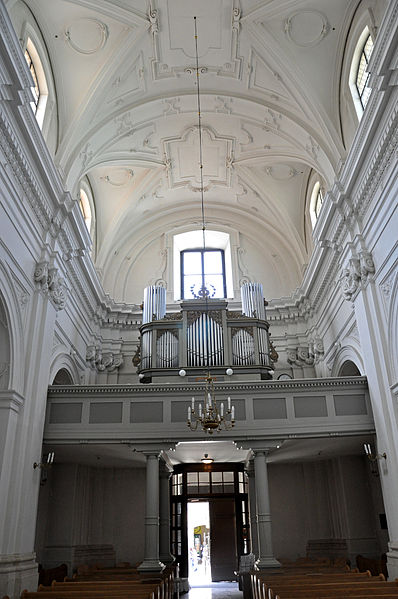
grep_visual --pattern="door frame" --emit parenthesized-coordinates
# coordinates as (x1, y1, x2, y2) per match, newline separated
(170, 462, 250, 578)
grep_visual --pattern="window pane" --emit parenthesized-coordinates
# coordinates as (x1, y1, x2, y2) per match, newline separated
(184, 252, 202, 274)
(187, 472, 198, 494)
(199, 472, 210, 493)
(204, 274, 224, 297)
(204, 251, 222, 274)
(184, 275, 203, 298)
(187, 472, 197, 484)
(223, 471, 234, 492)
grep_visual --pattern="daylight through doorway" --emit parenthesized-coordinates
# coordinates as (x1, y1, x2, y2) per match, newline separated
(188, 501, 211, 584)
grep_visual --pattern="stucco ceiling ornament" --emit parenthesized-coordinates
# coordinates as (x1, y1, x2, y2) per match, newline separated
(264, 164, 300, 180)
(65, 19, 108, 54)
(150, 3, 242, 80)
(100, 169, 134, 187)
(284, 10, 330, 48)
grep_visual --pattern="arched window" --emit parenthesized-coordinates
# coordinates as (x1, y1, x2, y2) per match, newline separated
(23, 38, 48, 128)
(79, 188, 92, 234)
(350, 28, 374, 119)
(309, 181, 324, 228)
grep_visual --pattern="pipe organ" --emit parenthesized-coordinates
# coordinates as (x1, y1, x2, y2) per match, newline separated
(139, 283, 273, 380)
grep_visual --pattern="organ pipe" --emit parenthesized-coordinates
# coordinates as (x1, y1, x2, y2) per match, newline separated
(143, 285, 166, 324)
(241, 282, 266, 320)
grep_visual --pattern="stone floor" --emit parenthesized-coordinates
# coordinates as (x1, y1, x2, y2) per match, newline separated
(185, 582, 243, 598)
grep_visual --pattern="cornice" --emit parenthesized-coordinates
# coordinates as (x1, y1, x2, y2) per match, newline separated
(48, 376, 368, 397)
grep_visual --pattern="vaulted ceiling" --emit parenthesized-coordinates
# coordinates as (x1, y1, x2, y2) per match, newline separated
(18, 0, 358, 303)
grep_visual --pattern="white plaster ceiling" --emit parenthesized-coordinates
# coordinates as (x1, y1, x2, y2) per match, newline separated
(19, 0, 356, 302)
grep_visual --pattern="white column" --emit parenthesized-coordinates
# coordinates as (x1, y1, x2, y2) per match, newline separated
(138, 452, 165, 572)
(0, 291, 57, 598)
(253, 450, 280, 569)
(354, 284, 398, 579)
(159, 461, 174, 565)
(247, 460, 259, 558)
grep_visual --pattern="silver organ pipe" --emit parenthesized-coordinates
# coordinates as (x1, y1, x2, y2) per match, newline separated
(156, 331, 178, 368)
(187, 313, 223, 367)
(142, 286, 166, 369)
(143, 285, 166, 323)
(241, 282, 266, 320)
(258, 327, 270, 366)
(232, 329, 255, 365)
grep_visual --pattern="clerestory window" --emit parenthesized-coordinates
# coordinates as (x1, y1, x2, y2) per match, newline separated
(356, 33, 374, 110)
(24, 47, 40, 112)
(310, 180, 324, 228)
(23, 38, 48, 128)
(79, 188, 92, 234)
(181, 248, 226, 299)
(349, 28, 374, 119)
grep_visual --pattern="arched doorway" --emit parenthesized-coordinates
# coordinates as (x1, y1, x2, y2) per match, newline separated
(52, 368, 74, 385)
(0, 295, 10, 390)
(171, 463, 249, 581)
(338, 360, 361, 376)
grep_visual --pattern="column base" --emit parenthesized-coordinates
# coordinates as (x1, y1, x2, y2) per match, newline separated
(159, 553, 175, 565)
(387, 542, 398, 580)
(137, 559, 165, 573)
(0, 553, 38, 599)
(256, 556, 281, 570)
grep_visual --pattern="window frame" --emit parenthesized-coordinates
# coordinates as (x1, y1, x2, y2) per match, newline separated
(349, 26, 374, 120)
(180, 247, 227, 300)
(309, 180, 324, 228)
(355, 33, 374, 110)
(24, 37, 48, 129)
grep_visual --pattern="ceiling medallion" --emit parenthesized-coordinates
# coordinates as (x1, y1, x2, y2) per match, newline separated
(65, 19, 108, 55)
(284, 10, 330, 48)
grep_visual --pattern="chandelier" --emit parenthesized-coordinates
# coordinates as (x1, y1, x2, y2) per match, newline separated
(187, 373, 235, 434)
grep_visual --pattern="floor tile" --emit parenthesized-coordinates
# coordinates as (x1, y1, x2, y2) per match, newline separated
(185, 581, 242, 598)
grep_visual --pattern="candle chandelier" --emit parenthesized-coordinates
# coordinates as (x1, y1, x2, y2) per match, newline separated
(186, 18, 235, 435)
(187, 373, 235, 434)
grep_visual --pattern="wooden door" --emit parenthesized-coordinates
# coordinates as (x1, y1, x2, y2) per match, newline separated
(209, 498, 237, 581)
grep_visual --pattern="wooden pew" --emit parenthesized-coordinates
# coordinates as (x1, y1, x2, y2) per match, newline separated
(43, 579, 169, 599)
(251, 570, 393, 599)
(21, 587, 159, 599)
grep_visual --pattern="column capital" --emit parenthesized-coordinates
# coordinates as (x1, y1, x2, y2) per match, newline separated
(238, 440, 282, 455)
(159, 460, 173, 478)
(129, 441, 176, 458)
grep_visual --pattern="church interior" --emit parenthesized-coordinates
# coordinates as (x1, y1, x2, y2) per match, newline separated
(0, 0, 397, 597)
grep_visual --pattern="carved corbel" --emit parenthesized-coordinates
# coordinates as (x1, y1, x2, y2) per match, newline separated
(34, 262, 49, 292)
(86, 345, 124, 372)
(48, 268, 67, 310)
(34, 262, 67, 310)
(359, 251, 375, 281)
(341, 258, 361, 301)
